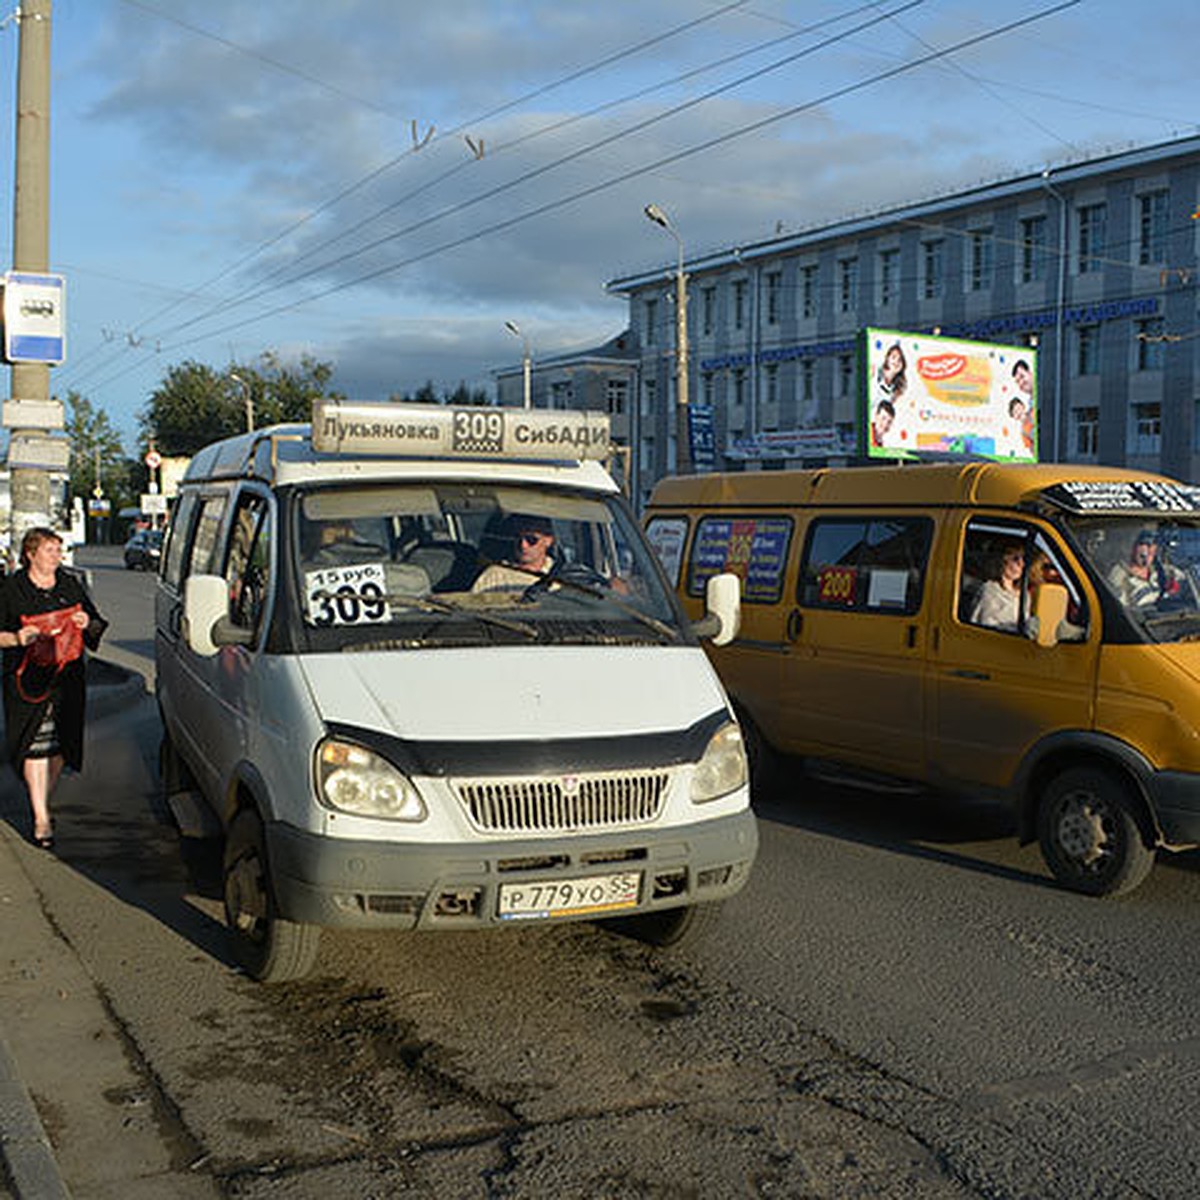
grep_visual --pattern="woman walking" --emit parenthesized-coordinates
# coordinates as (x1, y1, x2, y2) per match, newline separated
(0, 528, 104, 848)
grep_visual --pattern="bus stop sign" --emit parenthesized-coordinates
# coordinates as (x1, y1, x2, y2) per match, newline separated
(3, 272, 66, 365)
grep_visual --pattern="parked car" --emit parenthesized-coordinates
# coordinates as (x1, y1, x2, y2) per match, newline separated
(124, 528, 163, 571)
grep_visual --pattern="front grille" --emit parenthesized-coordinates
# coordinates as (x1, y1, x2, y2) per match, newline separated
(456, 770, 669, 833)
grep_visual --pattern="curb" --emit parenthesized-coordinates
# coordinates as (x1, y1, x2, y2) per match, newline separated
(0, 1028, 70, 1200)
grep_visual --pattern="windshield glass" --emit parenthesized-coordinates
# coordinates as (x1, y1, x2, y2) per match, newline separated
(1066, 516, 1200, 643)
(292, 482, 683, 650)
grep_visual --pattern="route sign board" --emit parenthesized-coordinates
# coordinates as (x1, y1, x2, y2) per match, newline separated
(3, 272, 66, 364)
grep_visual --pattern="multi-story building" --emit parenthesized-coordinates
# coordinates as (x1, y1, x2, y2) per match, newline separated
(607, 135, 1200, 508)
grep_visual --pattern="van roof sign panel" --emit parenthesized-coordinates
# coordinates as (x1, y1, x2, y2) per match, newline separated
(1042, 480, 1200, 515)
(312, 400, 611, 462)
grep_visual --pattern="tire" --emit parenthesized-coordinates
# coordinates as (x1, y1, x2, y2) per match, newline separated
(223, 809, 320, 982)
(1037, 766, 1155, 897)
(735, 706, 776, 801)
(600, 902, 721, 948)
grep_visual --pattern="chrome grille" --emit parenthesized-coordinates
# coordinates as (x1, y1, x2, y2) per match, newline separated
(456, 770, 669, 833)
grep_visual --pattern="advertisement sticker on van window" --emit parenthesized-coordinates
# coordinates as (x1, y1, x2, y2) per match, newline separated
(305, 563, 392, 626)
(645, 517, 688, 587)
(689, 516, 792, 602)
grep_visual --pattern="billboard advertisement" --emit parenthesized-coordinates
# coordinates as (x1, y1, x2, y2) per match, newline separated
(863, 329, 1037, 462)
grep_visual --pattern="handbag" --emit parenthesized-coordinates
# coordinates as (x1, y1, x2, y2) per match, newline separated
(16, 604, 85, 704)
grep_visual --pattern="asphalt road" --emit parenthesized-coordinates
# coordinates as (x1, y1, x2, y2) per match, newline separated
(12, 546, 1200, 1197)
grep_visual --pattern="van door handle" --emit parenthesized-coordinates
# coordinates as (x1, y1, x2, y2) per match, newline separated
(949, 668, 990, 681)
(786, 608, 803, 642)
(906, 624, 918, 648)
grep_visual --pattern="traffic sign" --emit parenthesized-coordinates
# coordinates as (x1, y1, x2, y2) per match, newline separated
(144, 448, 162, 470)
(3, 272, 66, 364)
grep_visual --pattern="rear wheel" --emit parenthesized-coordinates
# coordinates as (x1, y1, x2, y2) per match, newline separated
(223, 809, 320, 982)
(1037, 766, 1154, 896)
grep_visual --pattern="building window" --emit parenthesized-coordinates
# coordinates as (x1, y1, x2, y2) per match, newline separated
(838, 354, 854, 398)
(550, 380, 573, 409)
(702, 372, 715, 407)
(1077, 203, 1106, 273)
(1077, 324, 1100, 375)
(733, 280, 747, 331)
(605, 378, 627, 416)
(922, 240, 943, 300)
(1132, 402, 1161, 456)
(733, 368, 747, 406)
(1074, 407, 1099, 457)
(1020, 215, 1047, 283)
(1136, 317, 1166, 371)
(1138, 191, 1168, 265)
(969, 229, 994, 291)
(702, 286, 716, 337)
(763, 364, 779, 407)
(644, 298, 657, 347)
(838, 258, 858, 313)
(801, 264, 819, 319)
(642, 378, 656, 419)
(879, 248, 899, 306)
(801, 359, 816, 403)
(766, 271, 782, 325)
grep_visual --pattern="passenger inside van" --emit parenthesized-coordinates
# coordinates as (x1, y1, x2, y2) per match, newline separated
(969, 539, 1025, 632)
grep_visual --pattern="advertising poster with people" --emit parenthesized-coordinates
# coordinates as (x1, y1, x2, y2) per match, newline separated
(863, 328, 1038, 463)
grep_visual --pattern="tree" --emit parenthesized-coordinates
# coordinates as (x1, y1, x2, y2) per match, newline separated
(388, 380, 489, 405)
(63, 390, 130, 505)
(141, 353, 343, 456)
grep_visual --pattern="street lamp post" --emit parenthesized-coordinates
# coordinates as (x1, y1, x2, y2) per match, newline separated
(230, 372, 254, 432)
(505, 321, 532, 409)
(644, 203, 691, 474)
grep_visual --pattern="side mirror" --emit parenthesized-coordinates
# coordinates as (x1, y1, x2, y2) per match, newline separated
(692, 571, 741, 646)
(1031, 581, 1068, 648)
(184, 573, 254, 656)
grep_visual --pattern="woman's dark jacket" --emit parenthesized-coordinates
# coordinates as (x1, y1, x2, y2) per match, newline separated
(0, 568, 102, 772)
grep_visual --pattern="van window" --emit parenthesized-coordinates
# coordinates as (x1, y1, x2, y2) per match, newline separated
(958, 519, 1088, 639)
(686, 515, 793, 603)
(225, 493, 272, 636)
(162, 491, 198, 589)
(645, 516, 689, 587)
(187, 495, 228, 578)
(799, 517, 931, 614)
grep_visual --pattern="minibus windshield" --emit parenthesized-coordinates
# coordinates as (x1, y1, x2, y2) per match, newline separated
(292, 482, 684, 650)
(1068, 516, 1200, 642)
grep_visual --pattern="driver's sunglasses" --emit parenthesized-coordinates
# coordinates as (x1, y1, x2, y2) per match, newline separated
(519, 531, 549, 545)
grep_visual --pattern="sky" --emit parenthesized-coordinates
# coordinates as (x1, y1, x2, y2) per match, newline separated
(0, 0, 1196, 450)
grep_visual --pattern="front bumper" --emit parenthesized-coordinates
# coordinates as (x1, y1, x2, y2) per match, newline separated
(267, 808, 759, 929)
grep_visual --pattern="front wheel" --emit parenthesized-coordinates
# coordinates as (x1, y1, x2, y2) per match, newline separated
(1036, 766, 1154, 896)
(599, 902, 721, 948)
(223, 809, 320, 982)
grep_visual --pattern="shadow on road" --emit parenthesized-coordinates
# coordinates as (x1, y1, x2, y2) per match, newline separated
(753, 754, 1060, 891)
(0, 695, 233, 970)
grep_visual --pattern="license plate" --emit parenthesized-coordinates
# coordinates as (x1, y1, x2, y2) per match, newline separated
(497, 871, 641, 921)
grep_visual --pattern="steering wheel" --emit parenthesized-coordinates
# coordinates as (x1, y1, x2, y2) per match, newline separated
(523, 561, 610, 599)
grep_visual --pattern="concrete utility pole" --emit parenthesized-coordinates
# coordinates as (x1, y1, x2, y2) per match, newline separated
(8, 0, 56, 555)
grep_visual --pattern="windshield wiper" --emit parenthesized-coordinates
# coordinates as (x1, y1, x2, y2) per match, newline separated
(387, 592, 539, 639)
(527, 574, 681, 642)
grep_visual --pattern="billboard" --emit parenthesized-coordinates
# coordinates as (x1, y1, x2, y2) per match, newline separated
(863, 329, 1037, 462)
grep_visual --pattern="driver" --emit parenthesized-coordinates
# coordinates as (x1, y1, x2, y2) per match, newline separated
(1107, 530, 1185, 608)
(472, 514, 555, 592)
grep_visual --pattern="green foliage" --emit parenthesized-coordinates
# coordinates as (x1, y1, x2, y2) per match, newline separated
(388, 380, 490, 406)
(140, 353, 344, 456)
(63, 390, 131, 505)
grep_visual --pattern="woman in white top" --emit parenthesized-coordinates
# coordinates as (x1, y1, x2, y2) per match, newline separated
(970, 541, 1024, 632)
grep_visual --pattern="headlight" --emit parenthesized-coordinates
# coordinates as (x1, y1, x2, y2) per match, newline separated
(316, 739, 427, 821)
(690, 721, 748, 803)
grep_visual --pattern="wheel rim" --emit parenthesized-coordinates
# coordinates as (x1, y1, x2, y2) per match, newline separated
(225, 849, 269, 944)
(1055, 788, 1117, 872)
